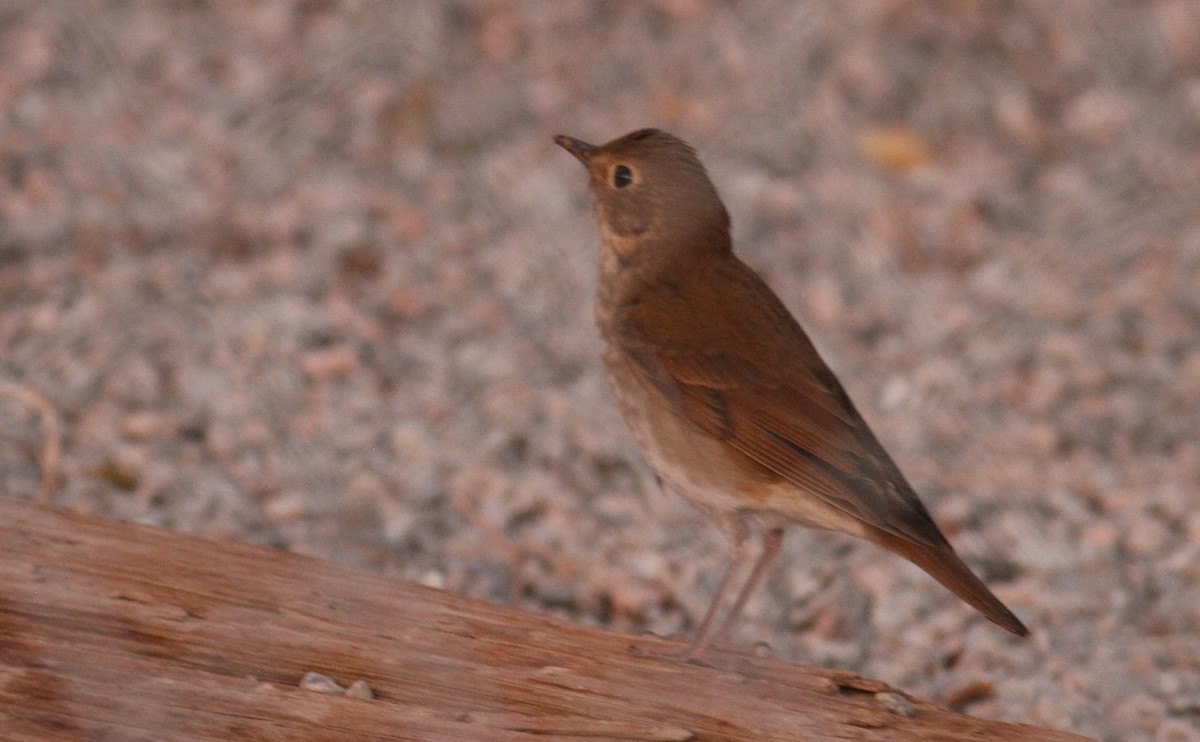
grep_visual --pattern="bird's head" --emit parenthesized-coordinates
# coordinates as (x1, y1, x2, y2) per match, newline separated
(555, 129, 730, 254)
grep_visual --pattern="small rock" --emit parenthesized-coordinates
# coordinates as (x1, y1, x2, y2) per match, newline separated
(263, 491, 311, 524)
(302, 345, 358, 380)
(875, 691, 917, 717)
(858, 127, 930, 173)
(121, 412, 167, 440)
(300, 672, 345, 694)
(1125, 515, 1171, 558)
(346, 680, 375, 699)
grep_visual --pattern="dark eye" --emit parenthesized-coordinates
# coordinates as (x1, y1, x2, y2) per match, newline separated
(613, 164, 633, 188)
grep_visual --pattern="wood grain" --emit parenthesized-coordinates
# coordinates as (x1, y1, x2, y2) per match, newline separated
(0, 499, 1090, 741)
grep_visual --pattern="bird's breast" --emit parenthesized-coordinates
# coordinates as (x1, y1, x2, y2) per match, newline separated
(598, 342, 872, 537)
(600, 344, 777, 516)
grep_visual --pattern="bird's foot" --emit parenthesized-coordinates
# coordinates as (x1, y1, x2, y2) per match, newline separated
(628, 633, 772, 673)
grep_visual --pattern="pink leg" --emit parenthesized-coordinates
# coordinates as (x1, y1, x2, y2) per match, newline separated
(681, 517, 755, 661)
(712, 526, 784, 647)
(681, 513, 772, 657)
(682, 556, 744, 660)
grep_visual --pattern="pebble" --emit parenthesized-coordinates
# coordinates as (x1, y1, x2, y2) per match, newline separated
(299, 672, 345, 694)
(874, 692, 916, 717)
(345, 680, 375, 700)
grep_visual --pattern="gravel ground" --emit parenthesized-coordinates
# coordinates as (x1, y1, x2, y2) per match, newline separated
(3, 3, 1199, 740)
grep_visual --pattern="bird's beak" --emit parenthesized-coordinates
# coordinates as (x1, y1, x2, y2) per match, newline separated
(554, 135, 597, 165)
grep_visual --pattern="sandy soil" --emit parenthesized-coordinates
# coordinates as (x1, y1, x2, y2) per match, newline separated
(3, 3, 1199, 740)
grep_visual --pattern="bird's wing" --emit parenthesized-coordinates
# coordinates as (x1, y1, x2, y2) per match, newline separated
(612, 257, 946, 548)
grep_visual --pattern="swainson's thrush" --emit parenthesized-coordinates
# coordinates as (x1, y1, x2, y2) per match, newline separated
(555, 128, 1027, 660)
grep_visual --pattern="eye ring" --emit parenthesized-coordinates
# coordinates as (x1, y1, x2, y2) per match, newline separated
(613, 164, 633, 188)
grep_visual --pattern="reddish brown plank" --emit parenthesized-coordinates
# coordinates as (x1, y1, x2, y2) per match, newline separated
(0, 499, 1090, 741)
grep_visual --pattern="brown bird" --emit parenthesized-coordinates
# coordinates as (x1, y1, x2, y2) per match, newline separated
(555, 128, 1027, 660)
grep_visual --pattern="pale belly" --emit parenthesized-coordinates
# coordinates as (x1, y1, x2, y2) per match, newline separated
(603, 347, 868, 538)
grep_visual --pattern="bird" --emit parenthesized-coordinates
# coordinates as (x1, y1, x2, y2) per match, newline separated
(554, 128, 1028, 660)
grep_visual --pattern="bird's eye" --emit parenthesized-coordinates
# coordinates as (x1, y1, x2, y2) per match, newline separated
(613, 164, 633, 188)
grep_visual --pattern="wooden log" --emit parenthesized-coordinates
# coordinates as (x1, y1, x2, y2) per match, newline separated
(0, 499, 1089, 741)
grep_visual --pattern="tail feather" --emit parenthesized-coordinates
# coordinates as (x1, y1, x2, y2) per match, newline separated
(870, 527, 1029, 637)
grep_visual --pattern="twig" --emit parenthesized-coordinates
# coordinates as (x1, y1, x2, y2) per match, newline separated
(0, 381, 62, 504)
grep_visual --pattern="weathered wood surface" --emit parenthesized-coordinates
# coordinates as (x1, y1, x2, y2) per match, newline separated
(0, 499, 1090, 741)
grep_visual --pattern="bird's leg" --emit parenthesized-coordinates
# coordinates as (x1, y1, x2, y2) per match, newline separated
(680, 516, 752, 662)
(712, 525, 784, 646)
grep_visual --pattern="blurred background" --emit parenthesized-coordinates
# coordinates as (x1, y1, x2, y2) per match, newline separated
(2, 2, 1199, 739)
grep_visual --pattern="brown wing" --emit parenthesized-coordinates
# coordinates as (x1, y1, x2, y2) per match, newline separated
(611, 255, 946, 549)
(610, 253, 1029, 637)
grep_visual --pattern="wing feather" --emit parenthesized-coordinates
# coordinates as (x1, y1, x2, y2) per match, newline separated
(612, 257, 946, 548)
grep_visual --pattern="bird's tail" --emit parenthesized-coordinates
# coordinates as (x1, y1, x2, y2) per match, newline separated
(869, 527, 1029, 637)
